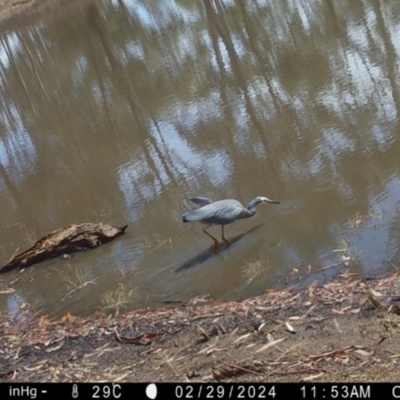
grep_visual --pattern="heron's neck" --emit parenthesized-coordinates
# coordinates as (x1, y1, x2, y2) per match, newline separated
(244, 199, 259, 218)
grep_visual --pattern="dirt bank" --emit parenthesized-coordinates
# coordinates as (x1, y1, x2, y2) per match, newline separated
(1, 270, 400, 382)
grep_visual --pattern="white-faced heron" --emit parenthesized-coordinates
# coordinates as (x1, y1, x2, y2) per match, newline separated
(182, 196, 280, 253)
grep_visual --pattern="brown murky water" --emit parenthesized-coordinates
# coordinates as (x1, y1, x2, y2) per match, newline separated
(1, 0, 400, 317)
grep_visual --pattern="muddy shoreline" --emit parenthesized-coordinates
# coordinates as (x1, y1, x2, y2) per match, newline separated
(2, 270, 400, 382)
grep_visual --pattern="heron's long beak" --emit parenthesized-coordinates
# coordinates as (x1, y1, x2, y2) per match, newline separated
(265, 198, 280, 204)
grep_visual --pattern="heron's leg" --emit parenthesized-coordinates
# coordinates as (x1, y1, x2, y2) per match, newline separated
(221, 225, 229, 246)
(203, 225, 220, 253)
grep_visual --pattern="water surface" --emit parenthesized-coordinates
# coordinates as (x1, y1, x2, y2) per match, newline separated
(1, 0, 400, 317)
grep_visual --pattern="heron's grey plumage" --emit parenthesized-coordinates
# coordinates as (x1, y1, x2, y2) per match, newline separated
(183, 195, 280, 253)
(189, 197, 213, 206)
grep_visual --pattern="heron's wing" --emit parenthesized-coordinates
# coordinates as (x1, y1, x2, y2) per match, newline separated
(189, 197, 213, 206)
(184, 200, 244, 224)
(210, 202, 247, 224)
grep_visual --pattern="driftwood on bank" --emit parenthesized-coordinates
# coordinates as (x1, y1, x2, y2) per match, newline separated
(0, 223, 128, 274)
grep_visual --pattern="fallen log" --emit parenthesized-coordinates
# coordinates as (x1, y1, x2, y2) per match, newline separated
(0, 223, 128, 274)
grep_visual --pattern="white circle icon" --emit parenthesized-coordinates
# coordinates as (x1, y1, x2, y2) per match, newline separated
(146, 383, 157, 399)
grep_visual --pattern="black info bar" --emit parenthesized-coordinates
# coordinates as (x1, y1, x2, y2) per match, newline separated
(2, 382, 398, 399)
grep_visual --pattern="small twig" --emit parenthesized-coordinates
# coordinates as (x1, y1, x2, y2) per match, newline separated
(148, 239, 169, 254)
(61, 277, 99, 301)
(389, 261, 399, 271)
(308, 346, 347, 360)
(273, 368, 332, 376)
(8, 247, 20, 263)
(216, 358, 262, 375)
(192, 313, 224, 321)
(273, 340, 303, 363)
(158, 353, 181, 380)
(140, 347, 168, 356)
